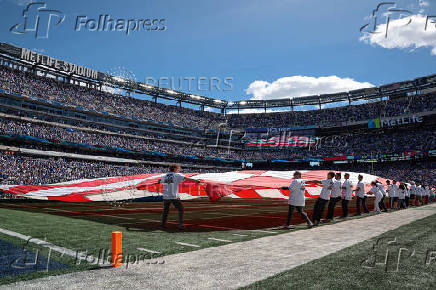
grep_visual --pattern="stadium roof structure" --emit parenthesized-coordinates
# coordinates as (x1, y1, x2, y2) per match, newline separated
(1, 42, 436, 113)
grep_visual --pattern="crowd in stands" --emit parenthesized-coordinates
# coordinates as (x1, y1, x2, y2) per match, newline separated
(373, 162, 436, 186)
(0, 152, 221, 185)
(0, 66, 225, 130)
(1, 66, 436, 132)
(0, 108, 213, 145)
(0, 65, 434, 189)
(228, 94, 436, 128)
(0, 152, 161, 185)
(0, 117, 236, 158)
(222, 128, 435, 160)
(0, 116, 434, 161)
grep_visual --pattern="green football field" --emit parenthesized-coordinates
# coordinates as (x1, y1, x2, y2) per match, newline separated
(242, 210, 436, 290)
(0, 198, 378, 285)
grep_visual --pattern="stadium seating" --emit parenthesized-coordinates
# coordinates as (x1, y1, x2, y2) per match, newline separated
(0, 65, 435, 187)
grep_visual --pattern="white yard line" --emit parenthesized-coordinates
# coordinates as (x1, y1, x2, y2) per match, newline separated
(196, 224, 240, 230)
(140, 218, 161, 222)
(251, 230, 278, 234)
(0, 227, 99, 264)
(136, 248, 161, 254)
(208, 238, 232, 243)
(175, 242, 201, 248)
(232, 233, 248, 237)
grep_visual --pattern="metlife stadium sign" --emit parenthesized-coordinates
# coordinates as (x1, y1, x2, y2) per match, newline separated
(368, 115, 423, 129)
(0, 43, 103, 80)
(20, 48, 99, 79)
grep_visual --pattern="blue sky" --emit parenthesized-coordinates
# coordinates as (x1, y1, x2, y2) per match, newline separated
(0, 0, 435, 109)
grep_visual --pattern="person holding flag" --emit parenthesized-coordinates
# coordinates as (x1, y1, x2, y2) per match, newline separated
(376, 181, 388, 212)
(392, 180, 400, 209)
(325, 172, 342, 222)
(409, 181, 416, 206)
(309, 171, 335, 226)
(159, 163, 201, 230)
(281, 171, 313, 229)
(355, 174, 369, 215)
(341, 173, 353, 218)
(368, 181, 383, 214)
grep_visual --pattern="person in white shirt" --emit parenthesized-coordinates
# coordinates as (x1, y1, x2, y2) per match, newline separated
(309, 171, 335, 226)
(386, 180, 394, 210)
(424, 185, 430, 204)
(340, 173, 353, 218)
(404, 184, 410, 207)
(368, 181, 383, 214)
(398, 183, 406, 209)
(415, 184, 423, 206)
(376, 181, 388, 212)
(430, 187, 435, 203)
(409, 181, 416, 206)
(420, 185, 426, 205)
(392, 180, 399, 209)
(354, 174, 369, 215)
(326, 172, 343, 222)
(281, 171, 313, 229)
(159, 163, 200, 230)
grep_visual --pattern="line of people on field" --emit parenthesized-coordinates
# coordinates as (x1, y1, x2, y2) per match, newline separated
(157, 165, 434, 230)
(284, 171, 435, 229)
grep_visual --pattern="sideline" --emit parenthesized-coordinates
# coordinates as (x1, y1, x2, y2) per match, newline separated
(2, 204, 436, 289)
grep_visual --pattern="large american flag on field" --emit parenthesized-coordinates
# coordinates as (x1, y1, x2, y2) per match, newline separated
(0, 170, 385, 202)
(246, 136, 316, 147)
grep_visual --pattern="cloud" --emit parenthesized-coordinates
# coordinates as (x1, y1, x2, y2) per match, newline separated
(360, 14, 436, 55)
(245, 76, 374, 100)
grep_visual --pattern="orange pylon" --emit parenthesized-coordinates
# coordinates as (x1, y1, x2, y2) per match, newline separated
(112, 231, 122, 267)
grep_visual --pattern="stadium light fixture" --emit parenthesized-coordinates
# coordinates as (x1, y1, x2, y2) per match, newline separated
(140, 83, 153, 89)
(214, 99, 223, 103)
(112, 76, 126, 84)
(166, 89, 178, 95)
(240, 101, 247, 105)
(190, 94, 204, 100)
(228, 102, 234, 106)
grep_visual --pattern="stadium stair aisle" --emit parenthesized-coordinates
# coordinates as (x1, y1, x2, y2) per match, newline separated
(2, 204, 436, 290)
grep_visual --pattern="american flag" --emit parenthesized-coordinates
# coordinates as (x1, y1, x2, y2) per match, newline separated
(0, 170, 384, 202)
